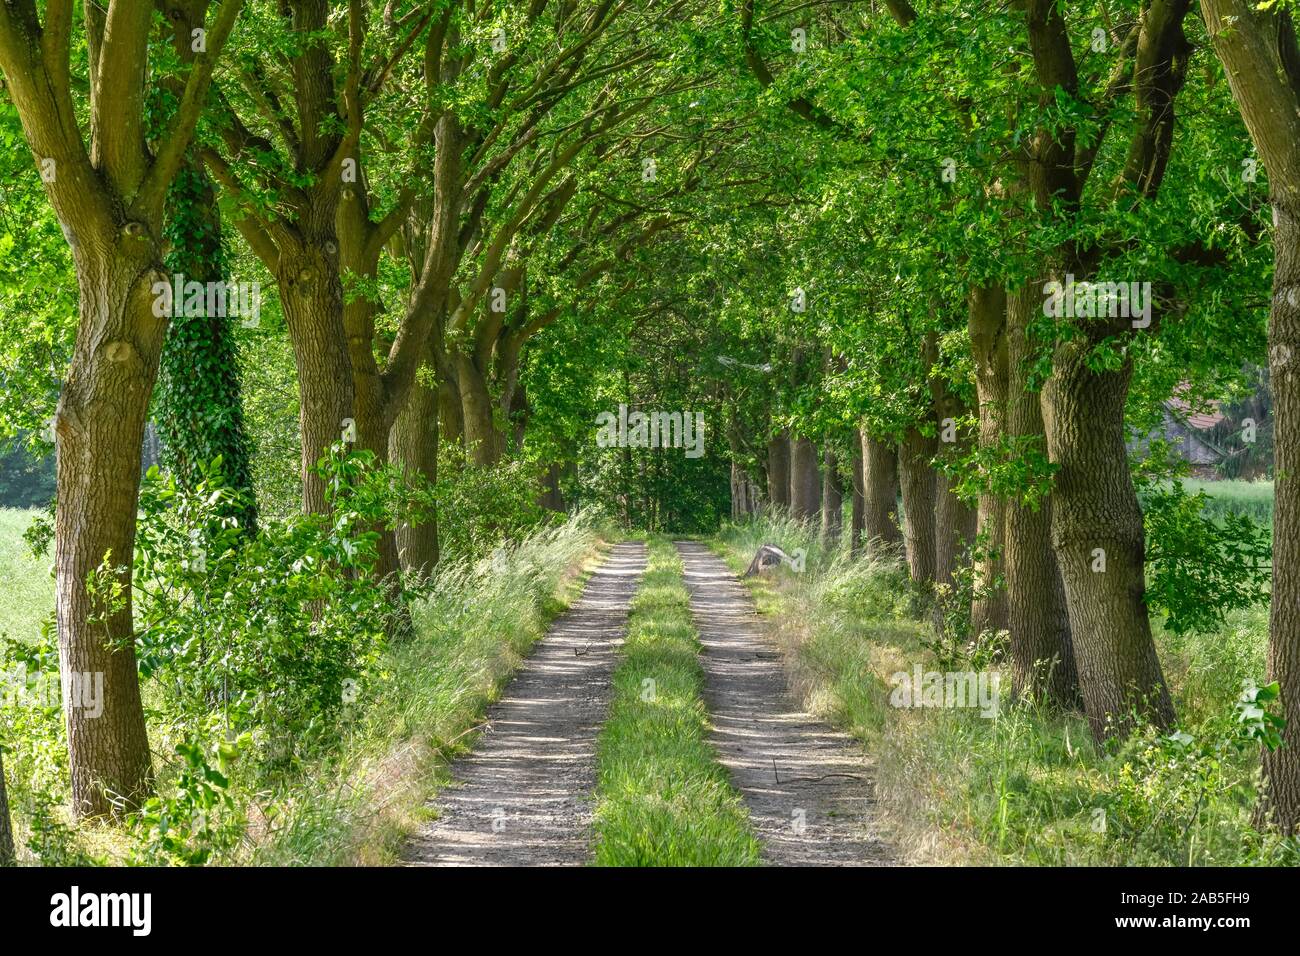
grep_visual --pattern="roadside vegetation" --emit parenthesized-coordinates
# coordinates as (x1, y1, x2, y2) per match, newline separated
(715, 512, 1296, 867)
(593, 538, 761, 866)
(1, 500, 607, 866)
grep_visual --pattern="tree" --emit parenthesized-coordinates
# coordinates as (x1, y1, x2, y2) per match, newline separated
(1200, 0, 1300, 833)
(0, 0, 244, 817)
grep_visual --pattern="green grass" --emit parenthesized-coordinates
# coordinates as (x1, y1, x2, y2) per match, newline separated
(1182, 478, 1274, 524)
(592, 537, 762, 866)
(0, 510, 610, 865)
(713, 513, 1295, 867)
(0, 507, 55, 645)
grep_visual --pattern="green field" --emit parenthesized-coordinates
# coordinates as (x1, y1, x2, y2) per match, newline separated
(0, 508, 54, 646)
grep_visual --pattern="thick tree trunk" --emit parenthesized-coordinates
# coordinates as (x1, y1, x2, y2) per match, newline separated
(1006, 285, 1079, 706)
(862, 431, 903, 549)
(457, 353, 503, 467)
(934, 465, 975, 589)
(1200, 0, 1300, 831)
(789, 435, 821, 520)
(898, 428, 937, 587)
(56, 250, 161, 817)
(390, 369, 440, 578)
(820, 448, 843, 545)
(850, 432, 867, 555)
(339, 238, 404, 589)
(279, 253, 353, 514)
(767, 430, 791, 509)
(1043, 341, 1173, 741)
(969, 284, 1010, 636)
(539, 463, 565, 512)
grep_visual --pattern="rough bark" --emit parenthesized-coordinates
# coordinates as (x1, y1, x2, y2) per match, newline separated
(279, 249, 354, 514)
(56, 248, 162, 816)
(389, 362, 440, 578)
(767, 431, 791, 509)
(1006, 285, 1080, 706)
(862, 431, 903, 549)
(820, 448, 843, 545)
(0, 749, 14, 865)
(898, 428, 937, 587)
(968, 284, 1010, 635)
(789, 435, 821, 520)
(1201, 0, 1300, 832)
(850, 432, 866, 555)
(1044, 343, 1174, 740)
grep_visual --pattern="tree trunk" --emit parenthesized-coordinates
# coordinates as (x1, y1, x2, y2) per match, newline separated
(1043, 339, 1174, 741)
(457, 352, 503, 467)
(56, 250, 161, 817)
(1006, 285, 1080, 706)
(1201, 0, 1300, 831)
(934, 465, 975, 590)
(968, 284, 1010, 635)
(789, 435, 821, 520)
(862, 431, 903, 549)
(390, 369, 440, 578)
(820, 448, 843, 545)
(767, 431, 791, 509)
(539, 463, 565, 513)
(898, 428, 937, 587)
(279, 253, 353, 514)
(850, 431, 867, 554)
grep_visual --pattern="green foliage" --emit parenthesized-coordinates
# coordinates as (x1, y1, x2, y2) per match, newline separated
(156, 162, 257, 530)
(433, 446, 545, 562)
(1142, 482, 1272, 635)
(130, 449, 425, 763)
(127, 736, 251, 866)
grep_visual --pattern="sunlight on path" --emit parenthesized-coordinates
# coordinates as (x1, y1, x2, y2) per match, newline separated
(405, 541, 647, 866)
(677, 541, 895, 866)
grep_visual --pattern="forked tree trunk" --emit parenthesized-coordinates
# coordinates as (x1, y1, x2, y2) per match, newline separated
(969, 284, 1009, 635)
(1201, 0, 1300, 831)
(56, 247, 162, 816)
(898, 428, 937, 587)
(1043, 339, 1173, 741)
(767, 431, 791, 509)
(1006, 285, 1079, 706)
(862, 431, 903, 549)
(279, 251, 353, 514)
(850, 433, 866, 554)
(789, 435, 821, 520)
(820, 448, 843, 545)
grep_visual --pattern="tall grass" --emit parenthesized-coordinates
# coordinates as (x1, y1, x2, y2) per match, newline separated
(592, 537, 761, 866)
(714, 514, 1294, 866)
(253, 514, 610, 865)
(0, 511, 609, 865)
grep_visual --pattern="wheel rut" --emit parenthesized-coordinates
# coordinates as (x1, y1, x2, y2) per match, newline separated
(404, 541, 647, 866)
(676, 540, 894, 866)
